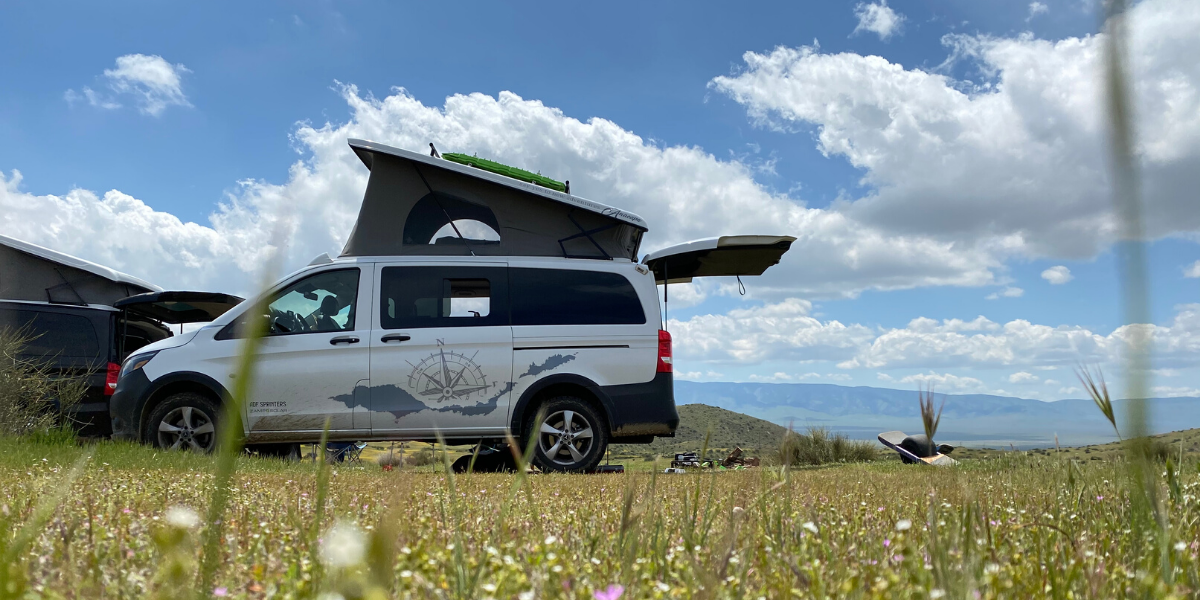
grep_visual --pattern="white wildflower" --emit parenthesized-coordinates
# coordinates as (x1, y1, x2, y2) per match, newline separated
(165, 506, 200, 529)
(896, 519, 912, 531)
(802, 521, 819, 534)
(320, 520, 365, 567)
(930, 590, 946, 599)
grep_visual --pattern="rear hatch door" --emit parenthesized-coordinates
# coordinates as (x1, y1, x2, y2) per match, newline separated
(642, 235, 796, 283)
(114, 291, 245, 324)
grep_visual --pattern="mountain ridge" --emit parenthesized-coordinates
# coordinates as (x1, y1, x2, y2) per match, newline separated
(674, 380, 1200, 448)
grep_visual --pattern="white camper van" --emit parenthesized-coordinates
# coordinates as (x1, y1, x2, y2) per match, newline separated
(110, 139, 793, 472)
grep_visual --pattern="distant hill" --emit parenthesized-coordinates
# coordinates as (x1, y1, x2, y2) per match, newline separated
(674, 380, 1200, 449)
(609, 404, 787, 460)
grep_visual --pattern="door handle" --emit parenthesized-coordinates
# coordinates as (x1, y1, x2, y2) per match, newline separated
(381, 333, 411, 343)
(330, 336, 360, 345)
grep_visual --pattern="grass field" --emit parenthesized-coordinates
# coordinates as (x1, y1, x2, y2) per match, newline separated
(2, 436, 1198, 599)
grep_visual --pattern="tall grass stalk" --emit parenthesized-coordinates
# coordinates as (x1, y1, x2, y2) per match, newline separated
(196, 234, 285, 597)
(1101, 0, 1169, 582)
(919, 384, 943, 442)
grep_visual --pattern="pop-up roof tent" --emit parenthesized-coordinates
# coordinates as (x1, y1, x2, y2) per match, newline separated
(342, 139, 648, 260)
(341, 139, 796, 293)
(0, 233, 161, 306)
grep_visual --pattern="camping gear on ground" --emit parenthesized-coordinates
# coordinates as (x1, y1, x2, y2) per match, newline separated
(326, 442, 366, 463)
(672, 452, 702, 468)
(877, 431, 957, 466)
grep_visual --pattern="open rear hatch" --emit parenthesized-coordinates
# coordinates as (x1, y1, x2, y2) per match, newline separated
(114, 291, 245, 324)
(642, 235, 796, 283)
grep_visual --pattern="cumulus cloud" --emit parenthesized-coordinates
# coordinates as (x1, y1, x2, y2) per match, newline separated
(669, 298, 874, 364)
(852, 1, 905, 41)
(4, 85, 1009, 298)
(898, 371, 986, 392)
(1008, 371, 1039, 383)
(1042, 265, 1074, 284)
(668, 297, 1200, 381)
(1185, 260, 1200, 278)
(66, 54, 191, 116)
(711, 0, 1200, 262)
(986, 286, 1024, 300)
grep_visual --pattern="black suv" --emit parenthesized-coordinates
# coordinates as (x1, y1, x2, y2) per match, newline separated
(0, 300, 171, 437)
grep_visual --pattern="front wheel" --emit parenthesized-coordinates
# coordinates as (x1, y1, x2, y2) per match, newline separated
(144, 393, 221, 453)
(526, 397, 608, 473)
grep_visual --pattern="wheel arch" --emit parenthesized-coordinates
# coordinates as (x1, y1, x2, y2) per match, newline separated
(509, 374, 615, 437)
(139, 372, 231, 439)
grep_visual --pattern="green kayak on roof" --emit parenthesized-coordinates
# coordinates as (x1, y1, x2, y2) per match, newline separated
(442, 152, 567, 193)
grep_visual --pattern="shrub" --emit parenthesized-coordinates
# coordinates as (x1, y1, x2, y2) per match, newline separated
(778, 427, 878, 466)
(406, 448, 438, 467)
(0, 328, 87, 437)
(377, 450, 403, 468)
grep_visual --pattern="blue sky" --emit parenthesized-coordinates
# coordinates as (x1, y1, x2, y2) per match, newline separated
(2, 0, 1198, 401)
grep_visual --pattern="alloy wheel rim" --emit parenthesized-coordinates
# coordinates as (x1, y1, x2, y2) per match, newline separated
(157, 406, 216, 452)
(538, 409, 595, 465)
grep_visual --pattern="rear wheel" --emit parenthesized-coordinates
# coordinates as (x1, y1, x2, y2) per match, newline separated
(526, 396, 607, 473)
(144, 393, 221, 453)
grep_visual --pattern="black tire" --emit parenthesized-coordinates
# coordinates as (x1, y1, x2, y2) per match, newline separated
(525, 396, 608, 473)
(143, 392, 221, 453)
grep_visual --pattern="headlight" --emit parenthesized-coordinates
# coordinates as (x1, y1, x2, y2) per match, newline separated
(120, 351, 158, 378)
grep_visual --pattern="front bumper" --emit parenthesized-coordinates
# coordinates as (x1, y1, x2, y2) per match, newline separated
(109, 368, 152, 441)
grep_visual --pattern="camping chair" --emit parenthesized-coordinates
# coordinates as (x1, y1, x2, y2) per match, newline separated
(325, 442, 367, 463)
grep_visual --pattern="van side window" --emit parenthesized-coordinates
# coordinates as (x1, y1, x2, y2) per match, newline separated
(0, 309, 101, 359)
(379, 267, 505, 329)
(510, 268, 645, 326)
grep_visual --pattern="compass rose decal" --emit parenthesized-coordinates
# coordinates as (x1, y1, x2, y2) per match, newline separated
(407, 348, 491, 404)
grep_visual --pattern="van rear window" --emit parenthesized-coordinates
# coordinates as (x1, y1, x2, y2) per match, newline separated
(0, 309, 102, 359)
(510, 268, 645, 326)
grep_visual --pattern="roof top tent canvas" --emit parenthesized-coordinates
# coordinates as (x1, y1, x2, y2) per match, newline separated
(0, 234, 160, 306)
(341, 139, 648, 260)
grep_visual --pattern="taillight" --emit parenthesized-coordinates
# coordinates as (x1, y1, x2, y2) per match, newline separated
(105, 362, 120, 396)
(657, 329, 673, 373)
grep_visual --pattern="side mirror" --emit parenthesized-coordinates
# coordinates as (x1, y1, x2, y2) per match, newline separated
(937, 444, 955, 455)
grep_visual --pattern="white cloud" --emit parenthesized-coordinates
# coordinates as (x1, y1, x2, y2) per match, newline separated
(66, 54, 191, 116)
(1151, 386, 1200, 397)
(1043, 378, 1061, 385)
(1027, 2, 1049, 21)
(898, 371, 986, 393)
(986, 286, 1024, 300)
(5, 85, 1011, 299)
(670, 298, 874, 364)
(1184, 260, 1200, 278)
(711, 0, 1200, 263)
(1041, 265, 1074, 284)
(1008, 371, 1040, 383)
(853, 1, 905, 41)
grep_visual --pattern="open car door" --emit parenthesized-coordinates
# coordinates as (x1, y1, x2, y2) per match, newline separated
(114, 291, 245, 324)
(642, 235, 795, 284)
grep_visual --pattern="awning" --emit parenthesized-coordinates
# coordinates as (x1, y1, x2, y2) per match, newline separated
(115, 291, 245, 324)
(641, 235, 796, 284)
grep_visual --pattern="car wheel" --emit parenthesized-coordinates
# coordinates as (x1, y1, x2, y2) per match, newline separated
(527, 397, 607, 473)
(144, 393, 221, 453)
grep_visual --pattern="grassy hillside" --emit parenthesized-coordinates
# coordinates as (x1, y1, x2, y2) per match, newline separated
(609, 403, 789, 461)
(953, 426, 1200, 461)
